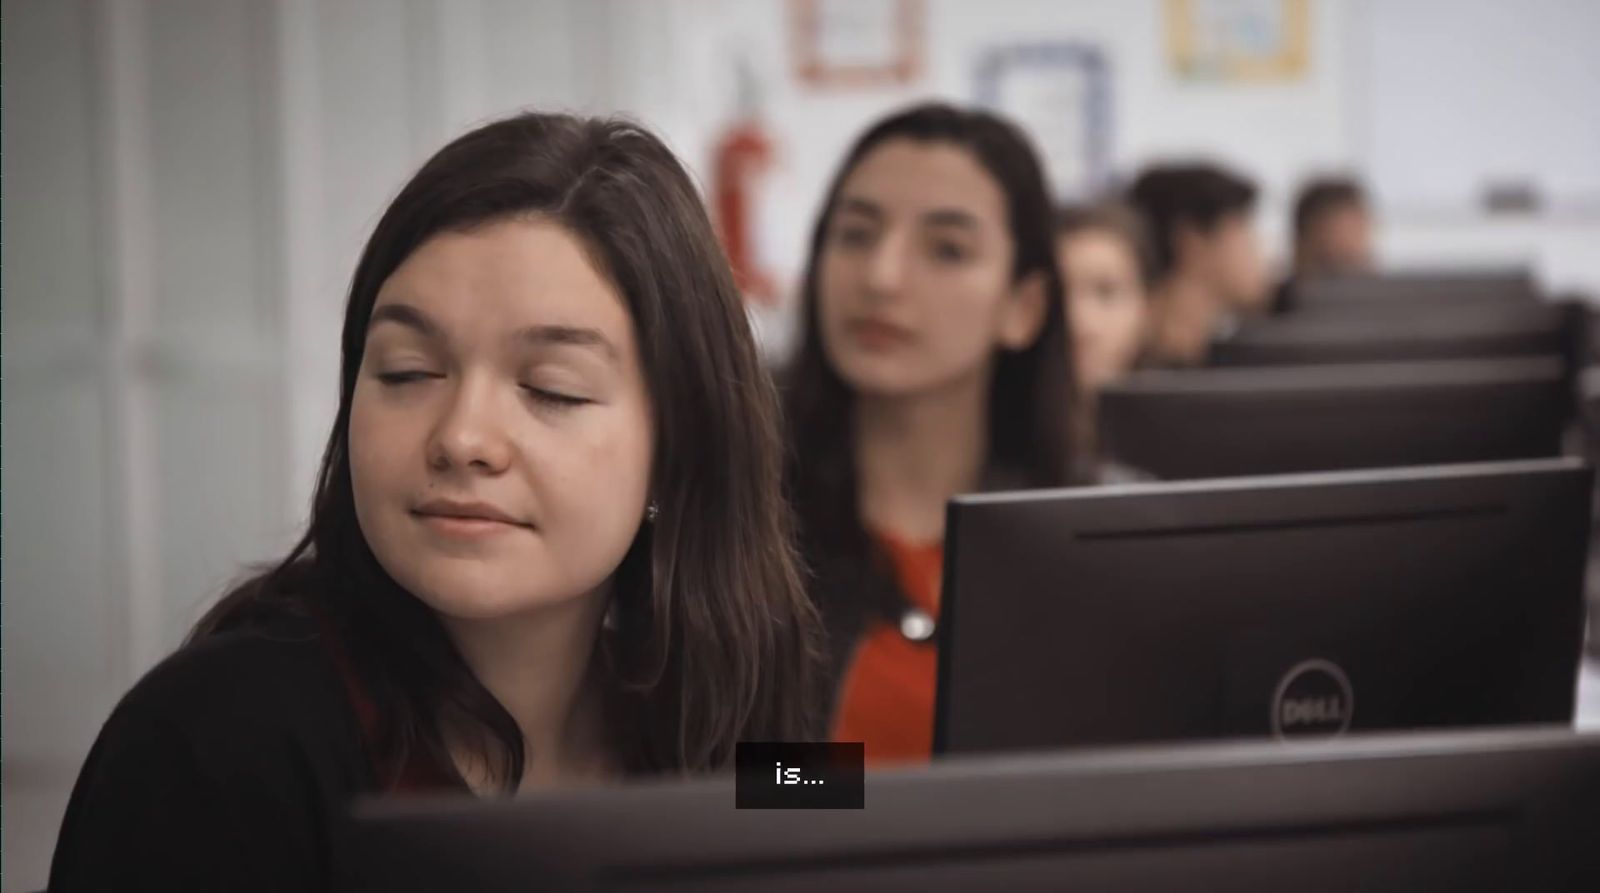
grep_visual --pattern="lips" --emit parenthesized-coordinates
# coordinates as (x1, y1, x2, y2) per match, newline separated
(845, 317, 914, 349)
(412, 498, 529, 528)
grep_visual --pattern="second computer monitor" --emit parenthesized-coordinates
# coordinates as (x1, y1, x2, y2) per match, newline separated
(1098, 356, 1568, 480)
(1291, 268, 1535, 310)
(1211, 303, 1574, 367)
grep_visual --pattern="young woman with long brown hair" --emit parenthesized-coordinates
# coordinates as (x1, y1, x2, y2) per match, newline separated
(50, 111, 823, 892)
(783, 103, 1079, 766)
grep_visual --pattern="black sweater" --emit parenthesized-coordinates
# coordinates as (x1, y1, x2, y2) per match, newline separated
(48, 613, 379, 892)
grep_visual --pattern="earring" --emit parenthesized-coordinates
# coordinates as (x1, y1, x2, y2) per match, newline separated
(645, 501, 660, 523)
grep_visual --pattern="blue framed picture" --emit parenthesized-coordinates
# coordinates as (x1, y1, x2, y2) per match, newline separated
(974, 42, 1113, 202)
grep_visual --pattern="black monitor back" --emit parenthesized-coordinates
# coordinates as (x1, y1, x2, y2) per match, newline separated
(934, 459, 1590, 757)
(1292, 268, 1536, 311)
(348, 728, 1600, 892)
(1212, 303, 1572, 366)
(1099, 356, 1567, 480)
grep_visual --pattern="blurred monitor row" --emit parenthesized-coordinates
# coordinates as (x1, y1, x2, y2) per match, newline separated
(346, 270, 1600, 892)
(1105, 266, 1589, 481)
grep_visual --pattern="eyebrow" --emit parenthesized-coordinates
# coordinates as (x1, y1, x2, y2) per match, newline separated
(369, 302, 618, 360)
(516, 324, 618, 360)
(836, 197, 981, 232)
(368, 302, 440, 338)
(922, 209, 982, 231)
(835, 197, 883, 221)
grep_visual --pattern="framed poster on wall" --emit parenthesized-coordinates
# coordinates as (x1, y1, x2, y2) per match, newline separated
(791, 0, 925, 89)
(975, 42, 1113, 202)
(1166, 0, 1310, 83)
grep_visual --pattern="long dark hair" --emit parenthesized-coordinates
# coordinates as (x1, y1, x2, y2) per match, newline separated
(193, 111, 823, 788)
(782, 103, 1078, 681)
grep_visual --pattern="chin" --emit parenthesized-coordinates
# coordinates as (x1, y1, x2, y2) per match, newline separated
(398, 562, 585, 622)
(421, 592, 547, 622)
(844, 373, 930, 400)
(831, 355, 928, 397)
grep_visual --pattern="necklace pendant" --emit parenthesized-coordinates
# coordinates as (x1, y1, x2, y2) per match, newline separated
(899, 607, 936, 643)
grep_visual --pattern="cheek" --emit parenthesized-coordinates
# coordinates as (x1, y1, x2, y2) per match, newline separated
(1338, 228, 1369, 258)
(1070, 296, 1103, 341)
(538, 410, 653, 594)
(1109, 301, 1147, 350)
(348, 384, 410, 505)
(1126, 295, 1151, 332)
(1074, 290, 1145, 355)
(817, 252, 854, 325)
(539, 405, 654, 536)
(346, 386, 431, 594)
(815, 254, 860, 363)
(1238, 236, 1264, 271)
(920, 267, 1013, 352)
(347, 384, 443, 569)
(1242, 255, 1267, 291)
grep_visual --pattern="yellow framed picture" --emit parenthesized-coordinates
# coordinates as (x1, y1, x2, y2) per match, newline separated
(1167, 0, 1310, 83)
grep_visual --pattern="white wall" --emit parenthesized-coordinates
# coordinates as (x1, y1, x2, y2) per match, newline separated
(1365, 0, 1600, 213)
(620, 0, 1600, 357)
(5, 2, 298, 889)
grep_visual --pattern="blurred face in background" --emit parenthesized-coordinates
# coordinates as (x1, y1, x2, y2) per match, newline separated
(1181, 211, 1268, 315)
(1300, 202, 1374, 275)
(349, 218, 655, 625)
(817, 139, 1046, 399)
(1059, 228, 1148, 394)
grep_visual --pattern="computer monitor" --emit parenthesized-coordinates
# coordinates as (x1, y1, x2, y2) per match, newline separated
(1211, 303, 1573, 367)
(1292, 268, 1536, 311)
(1098, 356, 1568, 480)
(934, 459, 1590, 757)
(347, 728, 1600, 891)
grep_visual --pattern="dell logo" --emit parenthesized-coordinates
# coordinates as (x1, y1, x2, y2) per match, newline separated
(1271, 659, 1354, 740)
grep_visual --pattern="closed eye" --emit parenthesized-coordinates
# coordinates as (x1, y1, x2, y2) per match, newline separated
(522, 386, 592, 409)
(377, 371, 442, 385)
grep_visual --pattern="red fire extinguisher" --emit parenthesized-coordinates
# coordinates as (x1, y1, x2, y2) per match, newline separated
(712, 63, 778, 306)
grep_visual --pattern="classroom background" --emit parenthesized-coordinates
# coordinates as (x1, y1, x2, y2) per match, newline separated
(6, 1, 1600, 890)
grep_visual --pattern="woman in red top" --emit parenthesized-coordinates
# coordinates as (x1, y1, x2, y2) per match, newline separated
(783, 104, 1081, 765)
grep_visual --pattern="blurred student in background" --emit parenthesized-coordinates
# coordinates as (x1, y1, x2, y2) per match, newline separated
(784, 103, 1077, 765)
(1126, 162, 1268, 366)
(1057, 202, 1156, 394)
(1273, 175, 1375, 312)
(1056, 202, 1158, 482)
(50, 111, 822, 891)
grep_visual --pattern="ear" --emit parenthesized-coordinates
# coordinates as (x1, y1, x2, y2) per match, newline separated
(997, 270, 1050, 350)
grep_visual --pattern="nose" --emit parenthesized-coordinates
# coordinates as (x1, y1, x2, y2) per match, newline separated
(426, 372, 514, 475)
(862, 230, 908, 300)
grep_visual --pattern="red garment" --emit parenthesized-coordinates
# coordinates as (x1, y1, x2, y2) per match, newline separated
(830, 530, 944, 766)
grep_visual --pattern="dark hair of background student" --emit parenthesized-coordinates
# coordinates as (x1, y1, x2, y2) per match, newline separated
(1293, 175, 1367, 244)
(192, 111, 823, 789)
(1126, 162, 1258, 280)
